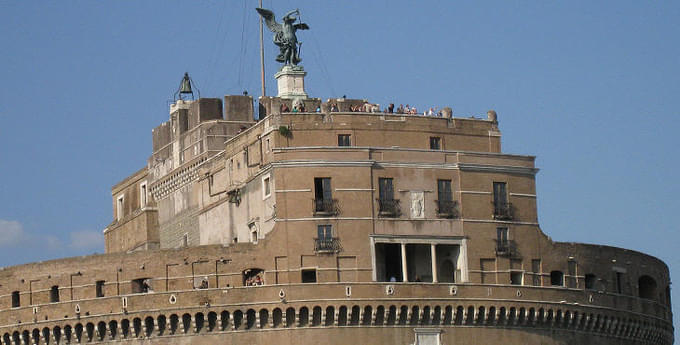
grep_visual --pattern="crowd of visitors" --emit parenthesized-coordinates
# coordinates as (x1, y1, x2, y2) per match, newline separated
(278, 99, 447, 117)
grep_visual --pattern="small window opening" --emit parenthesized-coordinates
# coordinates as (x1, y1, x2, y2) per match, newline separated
(116, 195, 124, 220)
(638, 275, 657, 299)
(301, 269, 317, 283)
(131, 278, 152, 294)
(140, 182, 147, 207)
(531, 259, 541, 286)
(265, 138, 270, 152)
(182, 233, 188, 247)
(615, 271, 624, 294)
(429, 137, 441, 150)
(243, 268, 264, 286)
(50, 286, 60, 303)
(262, 176, 271, 199)
(11, 291, 20, 308)
(510, 271, 523, 285)
(550, 271, 564, 286)
(96, 280, 105, 298)
(585, 274, 596, 290)
(338, 134, 351, 147)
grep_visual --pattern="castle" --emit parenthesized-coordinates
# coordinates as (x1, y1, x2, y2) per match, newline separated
(0, 49, 673, 345)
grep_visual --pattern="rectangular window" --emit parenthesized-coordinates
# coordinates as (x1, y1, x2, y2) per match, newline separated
(510, 271, 523, 285)
(493, 182, 511, 219)
(429, 137, 441, 150)
(317, 224, 332, 241)
(315, 225, 335, 252)
(116, 195, 124, 220)
(182, 233, 189, 247)
(262, 175, 271, 199)
(96, 280, 105, 298)
(615, 271, 624, 294)
(338, 134, 351, 146)
(437, 179, 452, 202)
(436, 179, 456, 217)
(140, 182, 147, 208)
(265, 138, 270, 152)
(567, 260, 577, 288)
(496, 227, 509, 252)
(378, 178, 398, 216)
(11, 291, 20, 308)
(314, 177, 334, 214)
(131, 278, 151, 294)
(531, 259, 542, 286)
(301, 269, 317, 283)
(50, 286, 59, 303)
(378, 178, 394, 201)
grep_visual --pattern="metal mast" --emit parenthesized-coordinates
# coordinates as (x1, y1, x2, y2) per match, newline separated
(259, 0, 266, 97)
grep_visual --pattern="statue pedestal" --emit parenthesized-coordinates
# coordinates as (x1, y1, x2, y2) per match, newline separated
(275, 65, 308, 99)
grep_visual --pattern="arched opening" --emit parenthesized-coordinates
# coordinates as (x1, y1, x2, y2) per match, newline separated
(272, 308, 283, 328)
(638, 275, 657, 299)
(285, 307, 295, 327)
(121, 319, 130, 338)
(259, 309, 269, 328)
(325, 306, 335, 326)
(585, 274, 597, 289)
(145, 316, 155, 337)
(85, 322, 94, 342)
(350, 306, 361, 325)
(169, 314, 179, 334)
(550, 271, 564, 286)
(74, 324, 83, 343)
(22, 330, 30, 345)
(246, 309, 256, 329)
(338, 306, 348, 326)
(108, 320, 117, 339)
(432, 306, 442, 325)
(207, 312, 218, 332)
(387, 305, 397, 325)
(312, 306, 322, 326)
(497, 307, 506, 324)
(375, 305, 386, 325)
(466, 306, 475, 324)
(31, 329, 40, 345)
(156, 315, 166, 336)
(298, 307, 309, 327)
(97, 321, 107, 341)
(439, 259, 456, 283)
(477, 306, 485, 325)
(421, 306, 431, 325)
(2, 333, 10, 345)
(195, 313, 205, 333)
(52, 326, 62, 343)
(398, 306, 409, 325)
(11, 331, 20, 345)
(362, 306, 373, 325)
(410, 306, 420, 325)
(182, 313, 192, 333)
(220, 311, 229, 331)
(133, 318, 142, 338)
(41, 328, 49, 344)
(443, 306, 453, 325)
(488, 306, 496, 324)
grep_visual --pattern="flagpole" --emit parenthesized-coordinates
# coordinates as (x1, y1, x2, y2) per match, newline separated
(259, 0, 266, 97)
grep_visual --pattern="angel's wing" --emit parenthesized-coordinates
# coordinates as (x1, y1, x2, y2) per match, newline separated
(293, 23, 310, 31)
(256, 8, 282, 33)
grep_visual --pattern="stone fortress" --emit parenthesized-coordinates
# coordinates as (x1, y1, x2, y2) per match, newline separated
(0, 24, 674, 345)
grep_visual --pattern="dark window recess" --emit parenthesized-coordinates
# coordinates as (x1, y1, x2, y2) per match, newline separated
(50, 286, 60, 303)
(338, 134, 351, 146)
(614, 271, 624, 294)
(313, 178, 337, 215)
(492, 182, 513, 220)
(429, 137, 441, 150)
(301, 269, 317, 283)
(495, 227, 515, 256)
(436, 179, 458, 218)
(550, 271, 564, 286)
(315, 225, 340, 252)
(585, 274, 596, 290)
(378, 178, 400, 217)
(531, 259, 542, 286)
(96, 280, 105, 298)
(11, 291, 20, 308)
(131, 278, 151, 294)
(510, 271, 523, 285)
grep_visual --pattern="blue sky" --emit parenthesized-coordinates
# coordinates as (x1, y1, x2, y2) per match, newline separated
(1, 0, 678, 337)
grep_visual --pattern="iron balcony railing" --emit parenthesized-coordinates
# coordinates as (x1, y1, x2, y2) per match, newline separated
(436, 200, 459, 218)
(313, 198, 339, 216)
(314, 238, 341, 253)
(377, 198, 401, 217)
(493, 201, 514, 220)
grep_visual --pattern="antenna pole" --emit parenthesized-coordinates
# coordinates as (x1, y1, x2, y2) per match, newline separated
(259, 0, 266, 97)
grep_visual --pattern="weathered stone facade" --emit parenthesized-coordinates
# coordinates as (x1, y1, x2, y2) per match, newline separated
(0, 90, 672, 344)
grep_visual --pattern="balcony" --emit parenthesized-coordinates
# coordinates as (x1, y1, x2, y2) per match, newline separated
(493, 201, 515, 220)
(377, 198, 401, 217)
(495, 239, 519, 257)
(436, 200, 459, 218)
(314, 238, 341, 253)
(313, 198, 339, 216)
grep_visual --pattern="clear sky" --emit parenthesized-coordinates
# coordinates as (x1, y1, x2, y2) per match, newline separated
(1, 0, 678, 337)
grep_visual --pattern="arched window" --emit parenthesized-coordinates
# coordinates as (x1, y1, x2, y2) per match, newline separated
(550, 271, 564, 286)
(638, 275, 657, 299)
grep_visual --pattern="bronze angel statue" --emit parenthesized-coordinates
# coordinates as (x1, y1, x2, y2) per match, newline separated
(256, 8, 309, 66)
